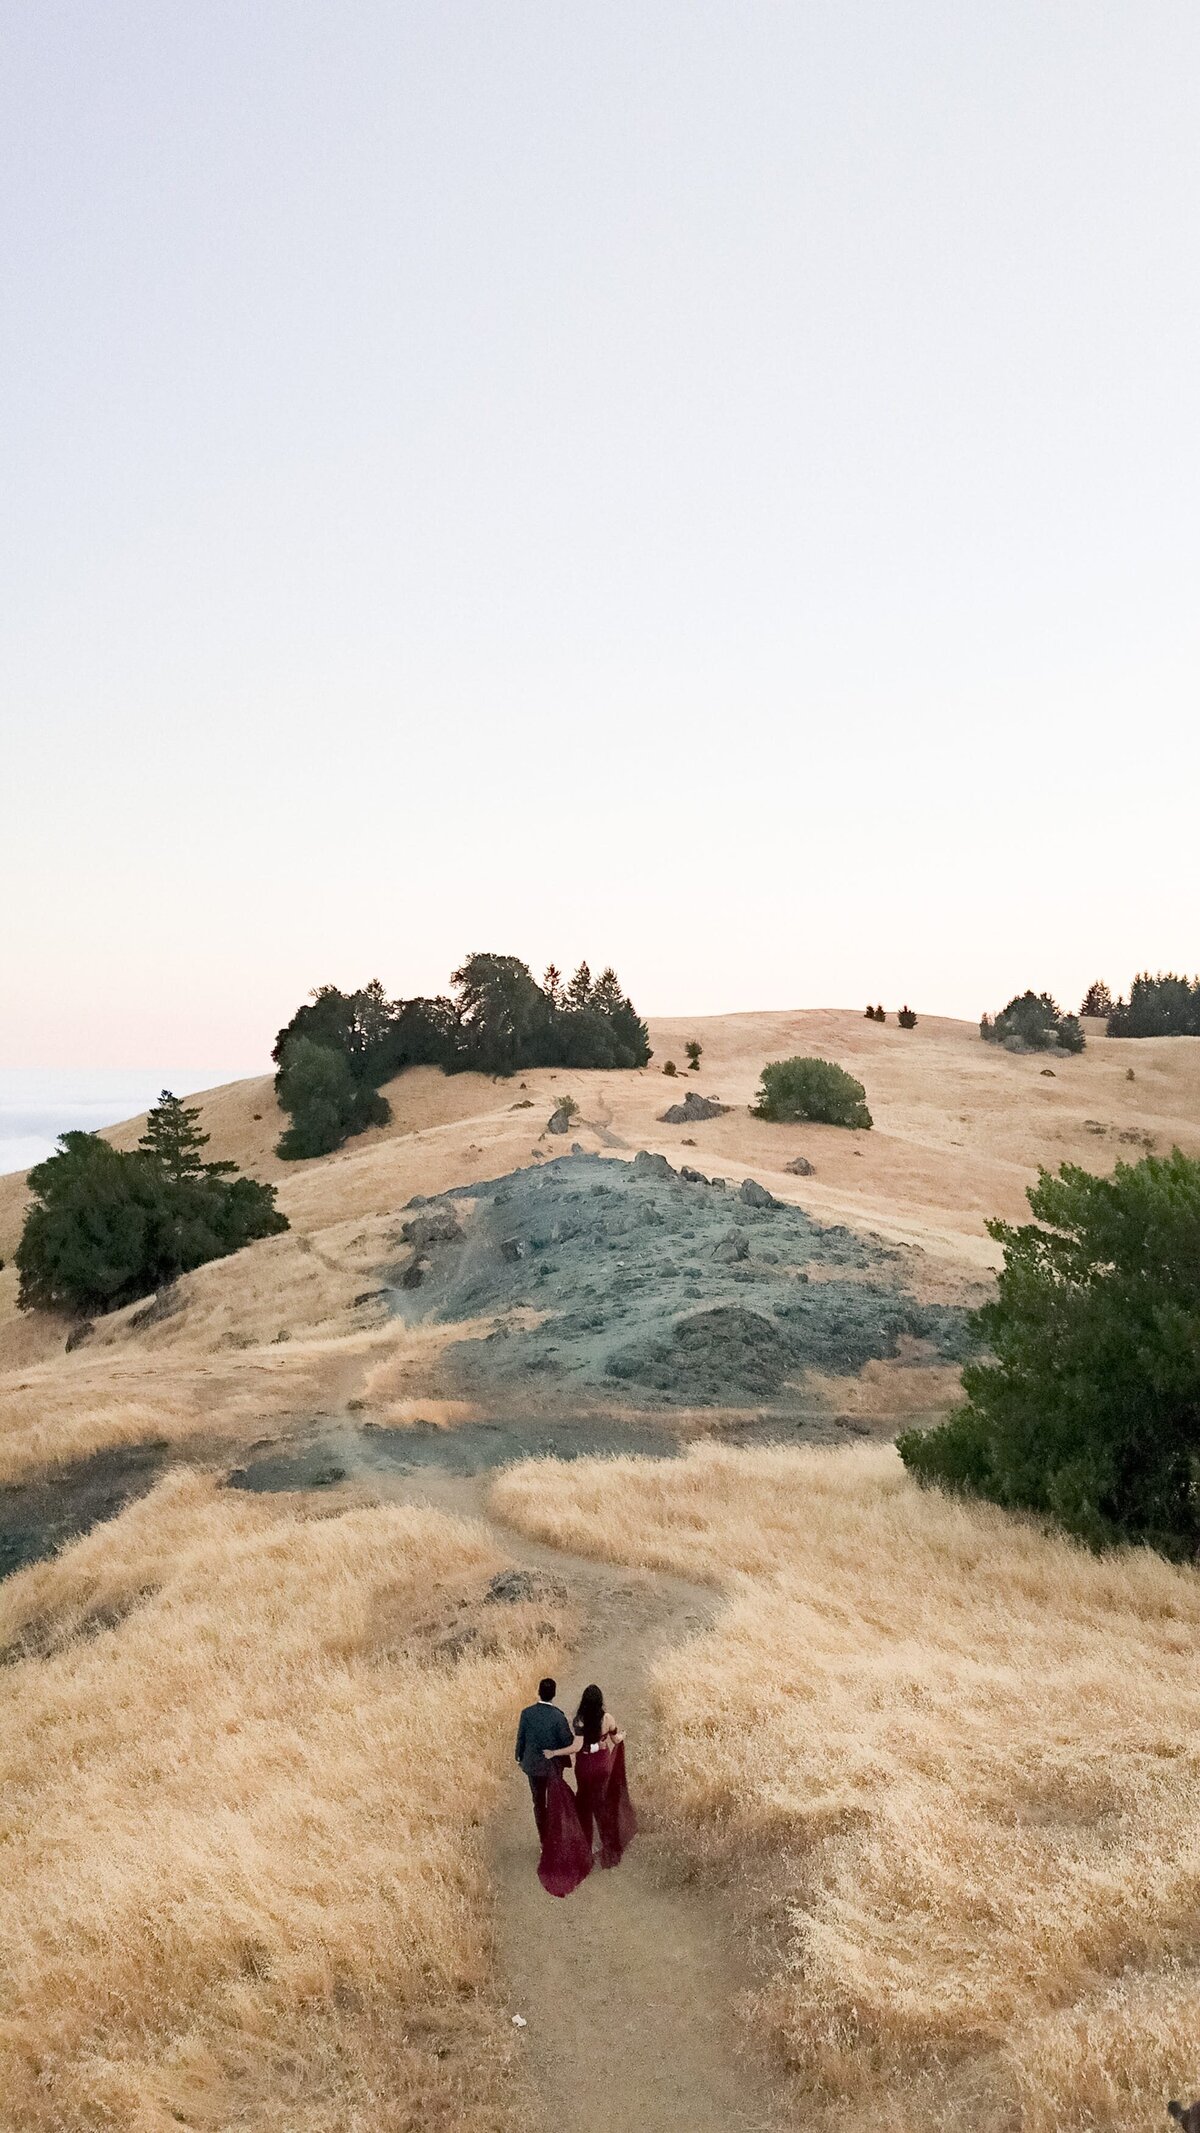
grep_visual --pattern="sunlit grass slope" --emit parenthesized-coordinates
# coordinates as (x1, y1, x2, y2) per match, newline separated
(0, 1474, 567, 2132)
(492, 1442, 1200, 2133)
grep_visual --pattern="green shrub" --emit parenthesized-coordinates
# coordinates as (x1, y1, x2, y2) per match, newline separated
(898, 1149, 1200, 1556)
(685, 1040, 702, 1071)
(753, 1057, 872, 1129)
(980, 990, 1086, 1054)
(898, 1005, 917, 1029)
(662, 1059, 678, 1077)
(16, 1097, 287, 1316)
(276, 1038, 389, 1160)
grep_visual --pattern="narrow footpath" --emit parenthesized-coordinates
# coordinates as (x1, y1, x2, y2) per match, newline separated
(341, 1444, 782, 2133)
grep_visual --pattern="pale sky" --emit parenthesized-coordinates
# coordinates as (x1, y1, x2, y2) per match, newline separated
(3, 2, 1197, 1068)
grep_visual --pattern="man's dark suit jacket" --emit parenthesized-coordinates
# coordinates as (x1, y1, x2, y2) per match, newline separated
(515, 1701, 572, 1778)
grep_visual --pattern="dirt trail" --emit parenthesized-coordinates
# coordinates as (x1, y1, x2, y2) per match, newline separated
(336, 1442, 782, 2133)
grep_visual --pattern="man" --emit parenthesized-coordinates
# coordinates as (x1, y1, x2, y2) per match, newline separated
(515, 1677, 573, 1842)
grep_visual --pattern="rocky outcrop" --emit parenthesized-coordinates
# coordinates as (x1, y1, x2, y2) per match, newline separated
(658, 1091, 729, 1125)
(739, 1177, 778, 1209)
(401, 1206, 463, 1250)
(785, 1155, 815, 1177)
(632, 1150, 675, 1181)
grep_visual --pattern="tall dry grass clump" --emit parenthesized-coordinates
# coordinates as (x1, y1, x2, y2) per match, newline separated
(0, 1470, 567, 2132)
(493, 1442, 1200, 2133)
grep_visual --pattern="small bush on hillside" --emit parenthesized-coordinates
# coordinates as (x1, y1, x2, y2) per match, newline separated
(898, 1149, 1200, 1556)
(864, 1004, 875, 1019)
(276, 1038, 389, 1160)
(898, 1005, 917, 1029)
(980, 991, 1085, 1054)
(16, 1095, 287, 1315)
(685, 1040, 702, 1071)
(753, 1057, 872, 1130)
(662, 1059, 677, 1077)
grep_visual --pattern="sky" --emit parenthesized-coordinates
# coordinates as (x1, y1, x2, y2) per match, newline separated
(2, 1, 1197, 1068)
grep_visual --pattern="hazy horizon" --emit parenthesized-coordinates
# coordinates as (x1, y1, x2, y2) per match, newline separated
(3, 3, 1196, 1064)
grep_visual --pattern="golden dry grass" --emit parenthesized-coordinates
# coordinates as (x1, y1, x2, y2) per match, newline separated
(1, 1012, 1198, 1486)
(0, 1472, 568, 2132)
(492, 1442, 1200, 2133)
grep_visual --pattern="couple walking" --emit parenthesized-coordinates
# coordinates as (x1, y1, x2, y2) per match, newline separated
(515, 1676, 637, 1897)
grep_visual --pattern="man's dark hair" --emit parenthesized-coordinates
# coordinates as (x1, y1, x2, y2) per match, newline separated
(538, 1677, 556, 1701)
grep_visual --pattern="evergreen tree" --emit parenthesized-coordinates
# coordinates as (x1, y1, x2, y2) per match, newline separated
(1079, 980, 1114, 1018)
(566, 962, 592, 1011)
(685, 1040, 702, 1070)
(139, 1091, 233, 1184)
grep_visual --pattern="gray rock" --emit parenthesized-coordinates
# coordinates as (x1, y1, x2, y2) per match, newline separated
(571, 1140, 584, 1154)
(739, 1177, 778, 1209)
(401, 1206, 463, 1250)
(632, 1150, 675, 1181)
(129, 1284, 181, 1331)
(65, 1318, 94, 1353)
(353, 1288, 389, 1306)
(485, 1568, 569, 1606)
(713, 1228, 750, 1263)
(500, 1237, 527, 1263)
(658, 1091, 730, 1125)
(400, 1257, 427, 1290)
(785, 1155, 815, 1177)
(547, 1105, 573, 1135)
(680, 1165, 707, 1184)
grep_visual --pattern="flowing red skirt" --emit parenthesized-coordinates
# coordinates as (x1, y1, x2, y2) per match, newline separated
(537, 1770, 593, 1899)
(596, 1740, 637, 1868)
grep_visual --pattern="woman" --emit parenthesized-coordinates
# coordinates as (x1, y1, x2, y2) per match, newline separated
(545, 1683, 637, 1868)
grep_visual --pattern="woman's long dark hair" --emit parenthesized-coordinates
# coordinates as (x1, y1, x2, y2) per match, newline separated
(574, 1683, 604, 1746)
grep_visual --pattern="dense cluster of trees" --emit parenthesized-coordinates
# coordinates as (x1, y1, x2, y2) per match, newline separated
(753, 1056, 872, 1129)
(16, 1093, 287, 1316)
(980, 991, 1085, 1054)
(1104, 973, 1200, 1039)
(272, 954, 650, 1160)
(899, 1150, 1200, 1558)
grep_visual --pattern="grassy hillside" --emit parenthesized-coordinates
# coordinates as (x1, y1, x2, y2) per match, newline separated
(494, 1441, 1200, 2133)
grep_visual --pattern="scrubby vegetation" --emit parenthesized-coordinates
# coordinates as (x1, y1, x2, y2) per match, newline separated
(898, 1004, 917, 1028)
(864, 1003, 886, 1022)
(15, 1094, 287, 1316)
(685, 1040, 702, 1071)
(753, 1056, 872, 1129)
(980, 990, 1085, 1053)
(1107, 971, 1200, 1038)
(662, 1059, 677, 1077)
(494, 1440, 1200, 2133)
(272, 955, 650, 1160)
(899, 1149, 1200, 1555)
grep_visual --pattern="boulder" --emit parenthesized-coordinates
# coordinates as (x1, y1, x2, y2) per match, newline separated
(401, 1206, 463, 1250)
(1040, 1068, 1056, 1078)
(785, 1155, 815, 1177)
(658, 1091, 730, 1125)
(739, 1177, 778, 1209)
(632, 1150, 675, 1181)
(400, 1257, 427, 1290)
(500, 1237, 527, 1263)
(547, 1104, 573, 1135)
(680, 1166, 707, 1184)
(713, 1228, 750, 1263)
(65, 1319, 94, 1353)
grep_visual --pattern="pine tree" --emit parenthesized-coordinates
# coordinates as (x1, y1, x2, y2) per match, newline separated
(566, 962, 592, 1011)
(139, 1091, 234, 1184)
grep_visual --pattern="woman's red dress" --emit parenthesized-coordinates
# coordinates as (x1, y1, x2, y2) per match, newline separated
(573, 1738, 638, 1868)
(537, 1769, 593, 1898)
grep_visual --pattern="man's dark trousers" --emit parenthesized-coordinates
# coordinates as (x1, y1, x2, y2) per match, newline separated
(528, 1774, 551, 1842)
